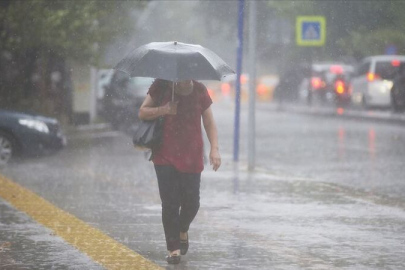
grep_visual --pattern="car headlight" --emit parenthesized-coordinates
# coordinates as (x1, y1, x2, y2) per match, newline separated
(18, 119, 49, 133)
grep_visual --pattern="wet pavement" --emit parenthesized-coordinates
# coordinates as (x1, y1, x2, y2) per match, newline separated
(0, 199, 104, 270)
(1, 101, 405, 269)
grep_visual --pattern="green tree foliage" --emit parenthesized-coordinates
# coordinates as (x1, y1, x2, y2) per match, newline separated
(0, 0, 145, 118)
(0, 0, 144, 63)
(338, 29, 405, 58)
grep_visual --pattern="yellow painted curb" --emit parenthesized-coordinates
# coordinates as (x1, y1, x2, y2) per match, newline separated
(0, 174, 162, 270)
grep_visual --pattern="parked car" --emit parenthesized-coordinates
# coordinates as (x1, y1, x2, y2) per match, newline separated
(297, 62, 354, 105)
(391, 63, 405, 112)
(0, 109, 66, 165)
(350, 55, 405, 108)
(102, 71, 154, 130)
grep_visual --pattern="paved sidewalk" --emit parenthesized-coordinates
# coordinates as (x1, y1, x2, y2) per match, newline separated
(2, 149, 405, 269)
(0, 198, 104, 270)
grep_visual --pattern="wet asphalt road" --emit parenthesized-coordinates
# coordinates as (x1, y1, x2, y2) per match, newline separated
(256, 104, 405, 198)
(1, 101, 405, 269)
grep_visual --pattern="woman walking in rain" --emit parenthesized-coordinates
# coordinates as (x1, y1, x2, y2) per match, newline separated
(139, 79, 221, 264)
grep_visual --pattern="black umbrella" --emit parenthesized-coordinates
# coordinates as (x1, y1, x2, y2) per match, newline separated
(114, 41, 235, 82)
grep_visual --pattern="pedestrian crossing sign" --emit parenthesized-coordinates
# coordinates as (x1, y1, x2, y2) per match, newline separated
(296, 16, 326, 46)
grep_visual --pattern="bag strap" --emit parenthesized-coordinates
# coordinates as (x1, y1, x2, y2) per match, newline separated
(149, 80, 170, 161)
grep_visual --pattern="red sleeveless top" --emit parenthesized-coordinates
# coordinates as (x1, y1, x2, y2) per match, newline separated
(148, 79, 212, 173)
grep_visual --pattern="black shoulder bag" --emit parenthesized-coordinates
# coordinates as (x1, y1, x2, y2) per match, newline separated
(132, 83, 168, 153)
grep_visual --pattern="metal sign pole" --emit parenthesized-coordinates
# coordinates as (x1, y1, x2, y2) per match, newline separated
(233, 0, 245, 162)
(248, 0, 257, 171)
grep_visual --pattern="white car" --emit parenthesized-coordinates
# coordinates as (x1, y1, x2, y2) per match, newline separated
(350, 55, 405, 108)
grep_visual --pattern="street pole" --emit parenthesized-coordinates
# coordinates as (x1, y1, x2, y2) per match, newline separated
(307, 47, 313, 106)
(233, 0, 244, 162)
(248, 0, 257, 171)
(90, 67, 97, 123)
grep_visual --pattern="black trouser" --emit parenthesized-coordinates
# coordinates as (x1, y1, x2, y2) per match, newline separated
(154, 165, 201, 252)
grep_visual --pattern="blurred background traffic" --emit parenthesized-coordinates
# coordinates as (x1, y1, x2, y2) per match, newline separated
(1, 0, 405, 165)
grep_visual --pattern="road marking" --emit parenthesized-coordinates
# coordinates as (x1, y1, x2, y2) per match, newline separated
(0, 174, 162, 270)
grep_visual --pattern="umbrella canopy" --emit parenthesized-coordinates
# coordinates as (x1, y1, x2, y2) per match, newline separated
(114, 41, 235, 81)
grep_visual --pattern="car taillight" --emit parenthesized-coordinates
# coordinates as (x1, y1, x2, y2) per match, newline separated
(240, 74, 248, 85)
(311, 77, 324, 89)
(367, 72, 381, 82)
(256, 83, 267, 95)
(221, 83, 231, 95)
(335, 80, 345, 94)
(392, 60, 401, 67)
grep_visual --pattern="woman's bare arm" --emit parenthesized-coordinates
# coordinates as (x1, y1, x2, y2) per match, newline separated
(138, 94, 178, 121)
(202, 107, 221, 171)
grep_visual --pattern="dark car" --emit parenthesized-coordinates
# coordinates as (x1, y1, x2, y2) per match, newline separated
(0, 109, 66, 165)
(274, 64, 310, 102)
(102, 71, 154, 130)
(297, 63, 354, 105)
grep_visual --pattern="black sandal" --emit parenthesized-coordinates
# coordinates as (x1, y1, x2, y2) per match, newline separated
(180, 232, 189, 255)
(166, 254, 181, 264)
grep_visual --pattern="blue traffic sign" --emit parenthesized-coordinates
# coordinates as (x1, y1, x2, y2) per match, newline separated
(296, 16, 326, 46)
(302, 22, 321, 40)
